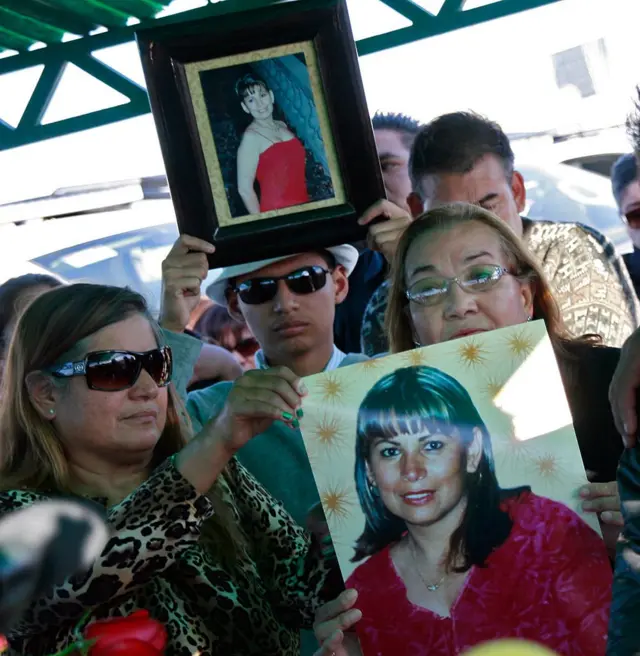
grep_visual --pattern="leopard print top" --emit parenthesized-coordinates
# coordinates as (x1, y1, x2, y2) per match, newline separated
(0, 458, 334, 656)
(360, 218, 640, 355)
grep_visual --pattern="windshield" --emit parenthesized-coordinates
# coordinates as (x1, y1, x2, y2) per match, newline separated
(519, 163, 630, 251)
(31, 224, 179, 316)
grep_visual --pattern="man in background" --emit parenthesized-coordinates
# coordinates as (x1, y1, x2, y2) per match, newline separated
(361, 111, 640, 354)
(612, 153, 640, 298)
(332, 112, 420, 353)
(607, 92, 640, 655)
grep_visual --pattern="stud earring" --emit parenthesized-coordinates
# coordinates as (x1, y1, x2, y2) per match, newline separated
(49, 409, 55, 415)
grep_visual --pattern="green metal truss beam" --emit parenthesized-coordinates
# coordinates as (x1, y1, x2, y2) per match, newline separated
(357, 0, 564, 55)
(1, 0, 99, 38)
(0, 0, 566, 151)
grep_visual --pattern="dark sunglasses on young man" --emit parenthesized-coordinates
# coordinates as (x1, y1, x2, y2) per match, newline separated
(232, 265, 331, 305)
(49, 346, 172, 392)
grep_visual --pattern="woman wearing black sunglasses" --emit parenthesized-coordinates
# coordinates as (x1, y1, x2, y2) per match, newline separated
(0, 283, 339, 656)
(194, 303, 259, 371)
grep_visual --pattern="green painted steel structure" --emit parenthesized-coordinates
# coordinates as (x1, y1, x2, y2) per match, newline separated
(0, 0, 565, 150)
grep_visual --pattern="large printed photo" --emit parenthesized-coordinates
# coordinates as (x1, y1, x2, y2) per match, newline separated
(300, 321, 612, 655)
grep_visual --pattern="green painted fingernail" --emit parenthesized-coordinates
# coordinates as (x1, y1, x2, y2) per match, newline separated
(282, 411, 293, 421)
(296, 408, 304, 418)
(292, 419, 299, 429)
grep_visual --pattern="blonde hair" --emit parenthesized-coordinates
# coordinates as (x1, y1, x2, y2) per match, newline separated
(386, 203, 599, 357)
(0, 283, 241, 562)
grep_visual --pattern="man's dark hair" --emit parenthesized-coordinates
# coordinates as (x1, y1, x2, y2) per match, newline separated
(410, 112, 515, 196)
(235, 73, 269, 101)
(626, 86, 640, 157)
(611, 153, 638, 209)
(372, 112, 421, 149)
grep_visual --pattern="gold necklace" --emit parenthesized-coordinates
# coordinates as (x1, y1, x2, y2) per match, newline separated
(409, 538, 446, 592)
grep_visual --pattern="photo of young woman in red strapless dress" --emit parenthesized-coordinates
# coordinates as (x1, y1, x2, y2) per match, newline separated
(235, 73, 310, 214)
(197, 53, 337, 222)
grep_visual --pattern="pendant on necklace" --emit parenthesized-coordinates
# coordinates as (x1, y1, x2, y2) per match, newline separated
(426, 582, 440, 592)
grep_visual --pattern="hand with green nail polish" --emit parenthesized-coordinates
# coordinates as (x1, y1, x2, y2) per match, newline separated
(210, 366, 305, 453)
(181, 366, 306, 493)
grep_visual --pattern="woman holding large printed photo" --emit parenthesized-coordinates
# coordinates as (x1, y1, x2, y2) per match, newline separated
(313, 203, 624, 656)
(235, 73, 310, 214)
(344, 365, 611, 655)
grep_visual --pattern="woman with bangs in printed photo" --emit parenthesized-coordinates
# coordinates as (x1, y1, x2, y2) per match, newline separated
(235, 73, 310, 214)
(340, 365, 611, 656)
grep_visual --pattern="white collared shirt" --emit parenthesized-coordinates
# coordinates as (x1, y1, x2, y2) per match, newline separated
(254, 345, 347, 372)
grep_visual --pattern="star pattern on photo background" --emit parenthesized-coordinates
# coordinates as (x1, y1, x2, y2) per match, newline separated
(313, 373, 349, 406)
(482, 375, 505, 400)
(403, 348, 429, 368)
(320, 481, 358, 530)
(358, 358, 384, 372)
(504, 328, 535, 361)
(456, 337, 489, 368)
(526, 451, 573, 489)
(305, 415, 349, 465)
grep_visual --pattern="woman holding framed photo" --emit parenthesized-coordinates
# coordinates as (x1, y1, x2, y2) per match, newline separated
(235, 73, 310, 214)
(313, 202, 623, 656)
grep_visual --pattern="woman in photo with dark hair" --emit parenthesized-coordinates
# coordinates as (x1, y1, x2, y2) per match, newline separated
(339, 365, 612, 656)
(235, 72, 310, 214)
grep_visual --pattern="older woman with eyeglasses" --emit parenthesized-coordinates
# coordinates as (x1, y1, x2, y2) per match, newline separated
(312, 203, 625, 656)
(0, 283, 340, 656)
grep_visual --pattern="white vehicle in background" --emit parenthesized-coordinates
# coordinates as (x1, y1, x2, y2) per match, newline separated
(519, 162, 631, 253)
(512, 126, 629, 178)
(0, 177, 221, 317)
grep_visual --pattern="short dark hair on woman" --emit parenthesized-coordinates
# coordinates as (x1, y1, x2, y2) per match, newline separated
(0, 274, 63, 354)
(410, 112, 515, 195)
(194, 304, 246, 345)
(353, 365, 522, 572)
(235, 73, 269, 101)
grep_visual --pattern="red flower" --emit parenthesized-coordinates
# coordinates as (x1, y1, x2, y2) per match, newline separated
(84, 610, 167, 656)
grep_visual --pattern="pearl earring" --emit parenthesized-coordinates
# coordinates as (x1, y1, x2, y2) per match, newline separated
(49, 409, 55, 415)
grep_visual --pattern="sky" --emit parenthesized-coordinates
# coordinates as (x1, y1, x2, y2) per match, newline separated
(0, 0, 638, 206)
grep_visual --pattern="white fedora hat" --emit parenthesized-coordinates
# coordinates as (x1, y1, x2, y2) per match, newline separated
(205, 244, 359, 306)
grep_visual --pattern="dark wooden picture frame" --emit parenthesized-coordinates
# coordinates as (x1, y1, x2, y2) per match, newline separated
(136, 0, 385, 269)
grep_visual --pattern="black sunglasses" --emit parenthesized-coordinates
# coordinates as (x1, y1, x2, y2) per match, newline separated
(49, 346, 173, 392)
(232, 265, 331, 305)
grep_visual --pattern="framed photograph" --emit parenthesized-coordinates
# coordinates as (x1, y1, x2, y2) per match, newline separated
(299, 321, 612, 655)
(136, 0, 384, 268)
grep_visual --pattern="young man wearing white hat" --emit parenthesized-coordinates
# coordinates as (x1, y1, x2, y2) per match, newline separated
(160, 236, 367, 655)
(160, 235, 367, 656)
(160, 234, 367, 528)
